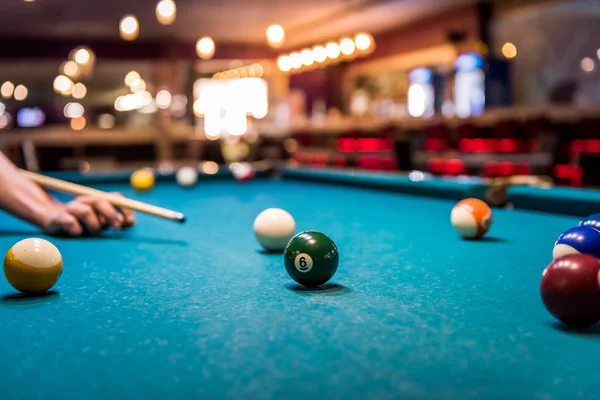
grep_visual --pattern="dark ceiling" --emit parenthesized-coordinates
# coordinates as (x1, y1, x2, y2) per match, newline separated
(0, 0, 474, 47)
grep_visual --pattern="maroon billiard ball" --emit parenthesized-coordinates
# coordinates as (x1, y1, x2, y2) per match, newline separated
(540, 253, 600, 328)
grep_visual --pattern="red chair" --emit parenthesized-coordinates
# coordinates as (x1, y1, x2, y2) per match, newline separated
(332, 155, 347, 167)
(357, 138, 380, 152)
(293, 153, 313, 165)
(381, 139, 395, 151)
(497, 162, 515, 177)
(458, 138, 472, 152)
(554, 165, 582, 187)
(444, 159, 466, 176)
(312, 153, 328, 167)
(380, 157, 398, 171)
(584, 139, 600, 153)
(470, 138, 494, 153)
(513, 163, 530, 175)
(483, 162, 499, 178)
(495, 138, 519, 153)
(570, 140, 585, 160)
(424, 138, 449, 152)
(336, 138, 356, 152)
(357, 156, 380, 170)
(427, 158, 444, 175)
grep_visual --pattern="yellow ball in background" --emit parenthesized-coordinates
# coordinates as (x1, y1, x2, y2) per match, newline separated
(4, 238, 63, 294)
(130, 168, 155, 192)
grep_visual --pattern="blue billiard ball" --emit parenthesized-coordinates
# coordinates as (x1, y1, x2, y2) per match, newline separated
(579, 214, 600, 230)
(553, 226, 600, 260)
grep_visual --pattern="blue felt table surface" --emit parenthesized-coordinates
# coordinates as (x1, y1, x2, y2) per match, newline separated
(1, 179, 599, 400)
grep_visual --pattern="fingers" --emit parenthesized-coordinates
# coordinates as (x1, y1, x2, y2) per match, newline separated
(86, 196, 123, 229)
(55, 193, 136, 237)
(65, 201, 102, 235)
(110, 192, 136, 228)
(43, 211, 83, 237)
(58, 213, 84, 236)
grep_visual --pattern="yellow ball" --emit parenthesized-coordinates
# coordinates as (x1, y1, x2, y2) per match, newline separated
(130, 168, 155, 192)
(4, 238, 63, 294)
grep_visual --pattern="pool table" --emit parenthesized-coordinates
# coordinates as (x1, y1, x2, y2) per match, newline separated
(1, 167, 600, 400)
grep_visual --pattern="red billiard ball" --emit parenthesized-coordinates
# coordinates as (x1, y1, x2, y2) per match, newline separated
(231, 162, 254, 182)
(540, 253, 600, 328)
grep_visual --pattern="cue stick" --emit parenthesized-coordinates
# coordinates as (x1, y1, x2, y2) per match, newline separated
(20, 169, 186, 224)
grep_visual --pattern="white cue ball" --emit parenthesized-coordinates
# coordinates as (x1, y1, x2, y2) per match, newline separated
(176, 167, 198, 187)
(253, 208, 296, 251)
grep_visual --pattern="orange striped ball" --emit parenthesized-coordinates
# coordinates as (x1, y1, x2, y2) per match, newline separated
(450, 198, 492, 239)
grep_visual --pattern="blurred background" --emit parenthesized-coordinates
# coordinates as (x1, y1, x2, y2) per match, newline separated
(0, 0, 599, 186)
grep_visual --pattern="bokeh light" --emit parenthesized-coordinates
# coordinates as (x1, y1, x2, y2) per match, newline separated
(71, 116, 86, 131)
(313, 45, 327, 63)
(1, 81, 15, 99)
(196, 37, 215, 60)
(54, 75, 74, 95)
(326, 42, 340, 59)
(301, 49, 314, 66)
(73, 48, 93, 65)
(201, 161, 219, 175)
(14, 85, 28, 101)
(155, 89, 172, 109)
(124, 71, 140, 87)
(137, 91, 153, 107)
(277, 56, 291, 72)
(266, 24, 285, 48)
(192, 99, 203, 117)
(62, 61, 80, 78)
(17, 107, 45, 127)
(0, 102, 5, 115)
(72, 83, 87, 99)
(64, 102, 84, 118)
(339, 37, 356, 56)
(120, 15, 139, 41)
(581, 57, 595, 72)
(354, 33, 373, 52)
(156, 0, 176, 25)
(115, 94, 145, 112)
(131, 79, 147, 93)
(408, 84, 426, 117)
(251, 63, 264, 78)
(289, 52, 302, 69)
(502, 42, 517, 59)
(98, 113, 116, 129)
(0, 113, 11, 129)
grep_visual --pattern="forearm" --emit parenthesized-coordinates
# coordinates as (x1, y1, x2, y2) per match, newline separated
(0, 152, 55, 227)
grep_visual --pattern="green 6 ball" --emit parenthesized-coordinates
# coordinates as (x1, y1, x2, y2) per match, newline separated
(284, 231, 339, 287)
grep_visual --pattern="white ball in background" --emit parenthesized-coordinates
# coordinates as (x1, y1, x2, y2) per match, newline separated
(253, 208, 296, 251)
(176, 166, 198, 187)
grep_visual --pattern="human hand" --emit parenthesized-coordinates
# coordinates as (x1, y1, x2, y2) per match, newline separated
(42, 193, 136, 236)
